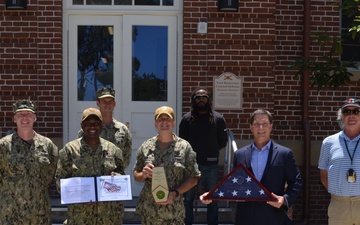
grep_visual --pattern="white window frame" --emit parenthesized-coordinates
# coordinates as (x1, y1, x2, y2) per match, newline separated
(63, 0, 182, 11)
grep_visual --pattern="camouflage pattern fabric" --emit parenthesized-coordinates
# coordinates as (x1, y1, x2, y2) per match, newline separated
(55, 137, 125, 225)
(0, 132, 59, 225)
(140, 216, 186, 225)
(78, 118, 132, 168)
(134, 135, 201, 223)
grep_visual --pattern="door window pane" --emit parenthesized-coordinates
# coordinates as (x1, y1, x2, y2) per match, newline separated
(163, 0, 174, 6)
(86, 0, 111, 4)
(73, 0, 173, 5)
(77, 26, 114, 101)
(135, 0, 160, 5)
(132, 26, 168, 101)
(114, 0, 132, 5)
(73, 0, 83, 5)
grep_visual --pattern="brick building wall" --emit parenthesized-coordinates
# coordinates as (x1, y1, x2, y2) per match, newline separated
(182, 0, 358, 139)
(0, 0, 63, 139)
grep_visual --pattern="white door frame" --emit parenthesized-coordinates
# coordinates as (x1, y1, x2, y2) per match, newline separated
(63, 13, 183, 196)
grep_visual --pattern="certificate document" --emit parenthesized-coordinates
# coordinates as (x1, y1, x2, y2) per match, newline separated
(60, 177, 96, 204)
(97, 175, 132, 201)
(60, 175, 132, 204)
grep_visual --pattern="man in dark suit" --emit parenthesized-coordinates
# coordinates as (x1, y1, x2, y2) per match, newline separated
(200, 109, 302, 225)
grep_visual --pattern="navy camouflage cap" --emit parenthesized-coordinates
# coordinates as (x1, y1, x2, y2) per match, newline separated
(96, 87, 115, 99)
(13, 99, 36, 113)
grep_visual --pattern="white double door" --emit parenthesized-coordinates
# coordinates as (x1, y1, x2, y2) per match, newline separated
(64, 14, 180, 196)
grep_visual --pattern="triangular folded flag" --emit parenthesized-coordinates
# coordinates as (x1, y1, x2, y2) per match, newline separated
(203, 163, 276, 201)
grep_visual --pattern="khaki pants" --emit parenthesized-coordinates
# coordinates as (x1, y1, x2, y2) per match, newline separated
(329, 194, 360, 225)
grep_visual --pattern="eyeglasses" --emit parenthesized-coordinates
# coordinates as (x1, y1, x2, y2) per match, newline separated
(194, 94, 209, 100)
(342, 108, 360, 116)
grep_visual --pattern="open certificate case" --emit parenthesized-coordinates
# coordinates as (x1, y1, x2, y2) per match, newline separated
(60, 175, 132, 204)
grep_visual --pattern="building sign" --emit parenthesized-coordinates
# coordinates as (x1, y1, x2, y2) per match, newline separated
(213, 72, 243, 110)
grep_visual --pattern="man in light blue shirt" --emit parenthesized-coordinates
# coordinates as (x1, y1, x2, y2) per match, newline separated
(200, 109, 302, 225)
(251, 141, 270, 181)
(319, 98, 360, 225)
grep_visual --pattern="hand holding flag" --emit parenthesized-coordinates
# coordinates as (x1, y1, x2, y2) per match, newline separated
(203, 163, 276, 202)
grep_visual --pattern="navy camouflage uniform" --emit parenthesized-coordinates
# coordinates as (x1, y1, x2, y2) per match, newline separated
(134, 135, 201, 225)
(0, 132, 58, 224)
(55, 137, 124, 225)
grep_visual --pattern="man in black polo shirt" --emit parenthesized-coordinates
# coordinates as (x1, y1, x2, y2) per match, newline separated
(179, 87, 228, 225)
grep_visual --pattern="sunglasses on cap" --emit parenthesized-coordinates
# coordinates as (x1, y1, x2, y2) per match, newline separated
(193, 94, 209, 100)
(342, 108, 360, 116)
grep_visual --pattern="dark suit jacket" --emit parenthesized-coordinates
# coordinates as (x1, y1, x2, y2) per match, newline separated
(233, 141, 302, 225)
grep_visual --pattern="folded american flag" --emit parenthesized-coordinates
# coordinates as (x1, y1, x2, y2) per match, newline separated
(103, 181, 121, 193)
(204, 163, 275, 201)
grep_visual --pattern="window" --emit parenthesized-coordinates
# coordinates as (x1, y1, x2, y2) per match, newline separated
(132, 25, 168, 101)
(341, 6, 360, 64)
(77, 26, 114, 101)
(72, 0, 174, 6)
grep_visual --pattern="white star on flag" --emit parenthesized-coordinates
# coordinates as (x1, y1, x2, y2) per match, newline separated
(203, 163, 276, 201)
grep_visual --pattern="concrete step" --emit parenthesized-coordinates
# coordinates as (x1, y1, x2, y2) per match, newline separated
(51, 197, 235, 224)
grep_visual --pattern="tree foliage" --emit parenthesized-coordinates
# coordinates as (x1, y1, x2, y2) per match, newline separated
(77, 26, 113, 100)
(76, 25, 166, 101)
(288, 31, 356, 90)
(289, 0, 360, 91)
(343, 0, 360, 39)
(131, 26, 167, 101)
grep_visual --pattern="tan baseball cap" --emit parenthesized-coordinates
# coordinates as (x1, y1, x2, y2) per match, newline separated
(154, 106, 175, 120)
(82, 108, 103, 121)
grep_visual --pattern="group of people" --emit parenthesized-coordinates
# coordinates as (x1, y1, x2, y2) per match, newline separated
(0, 85, 355, 225)
(0, 88, 132, 225)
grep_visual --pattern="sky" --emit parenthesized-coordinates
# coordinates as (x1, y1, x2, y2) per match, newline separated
(133, 25, 168, 79)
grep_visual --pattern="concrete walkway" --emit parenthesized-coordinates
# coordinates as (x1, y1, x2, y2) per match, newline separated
(52, 197, 235, 225)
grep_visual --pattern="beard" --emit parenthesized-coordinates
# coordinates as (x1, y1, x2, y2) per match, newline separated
(193, 102, 211, 113)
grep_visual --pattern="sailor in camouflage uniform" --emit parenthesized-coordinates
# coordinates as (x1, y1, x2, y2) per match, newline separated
(134, 106, 201, 225)
(56, 108, 125, 225)
(0, 99, 59, 225)
(78, 87, 132, 168)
